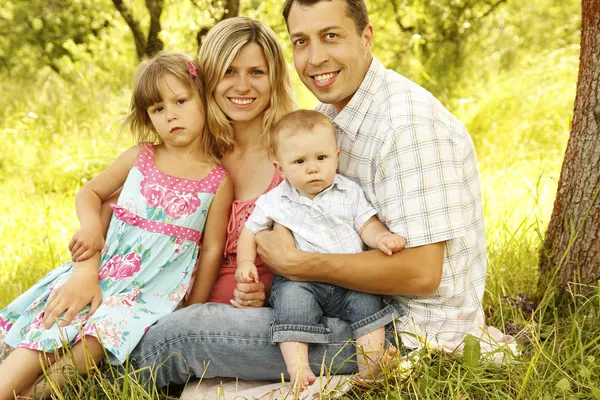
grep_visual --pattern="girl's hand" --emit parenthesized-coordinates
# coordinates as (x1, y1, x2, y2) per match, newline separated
(69, 227, 105, 262)
(230, 280, 266, 308)
(42, 256, 103, 329)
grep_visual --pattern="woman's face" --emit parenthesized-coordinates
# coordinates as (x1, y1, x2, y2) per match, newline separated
(214, 42, 272, 125)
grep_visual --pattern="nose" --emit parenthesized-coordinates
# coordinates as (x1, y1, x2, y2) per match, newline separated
(308, 42, 328, 67)
(306, 163, 319, 174)
(234, 73, 250, 92)
(166, 105, 177, 122)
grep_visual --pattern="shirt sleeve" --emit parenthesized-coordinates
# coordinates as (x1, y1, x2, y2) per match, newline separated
(351, 181, 379, 232)
(376, 124, 466, 248)
(245, 194, 275, 234)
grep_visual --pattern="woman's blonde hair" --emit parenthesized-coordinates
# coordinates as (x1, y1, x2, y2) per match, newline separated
(120, 51, 224, 165)
(198, 17, 297, 153)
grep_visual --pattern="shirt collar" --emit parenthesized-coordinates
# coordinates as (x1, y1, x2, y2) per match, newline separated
(316, 57, 385, 140)
(280, 175, 348, 203)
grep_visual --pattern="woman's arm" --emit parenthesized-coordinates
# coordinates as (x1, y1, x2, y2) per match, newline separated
(186, 175, 233, 305)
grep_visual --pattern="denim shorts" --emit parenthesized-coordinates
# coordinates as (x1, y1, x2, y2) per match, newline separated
(269, 276, 398, 344)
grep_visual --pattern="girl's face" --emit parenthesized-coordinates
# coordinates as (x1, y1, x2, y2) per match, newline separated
(214, 42, 272, 126)
(147, 74, 205, 149)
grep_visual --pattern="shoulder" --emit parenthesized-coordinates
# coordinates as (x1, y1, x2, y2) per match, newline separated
(113, 145, 140, 167)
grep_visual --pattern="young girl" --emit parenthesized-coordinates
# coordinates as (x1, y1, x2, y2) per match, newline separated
(0, 52, 232, 399)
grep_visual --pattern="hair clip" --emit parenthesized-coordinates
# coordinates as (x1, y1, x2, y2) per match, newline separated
(188, 61, 198, 78)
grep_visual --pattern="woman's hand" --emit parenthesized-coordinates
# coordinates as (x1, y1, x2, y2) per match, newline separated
(230, 280, 266, 308)
(42, 255, 103, 328)
(69, 227, 105, 262)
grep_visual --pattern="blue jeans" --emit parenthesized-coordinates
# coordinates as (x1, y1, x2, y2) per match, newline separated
(129, 301, 404, 389)
(270, 277, 396, 343)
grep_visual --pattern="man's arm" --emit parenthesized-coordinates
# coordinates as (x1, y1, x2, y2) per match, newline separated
(255, 224, 443, 296)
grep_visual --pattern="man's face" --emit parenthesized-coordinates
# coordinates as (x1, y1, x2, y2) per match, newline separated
(287, 0, 373, 112)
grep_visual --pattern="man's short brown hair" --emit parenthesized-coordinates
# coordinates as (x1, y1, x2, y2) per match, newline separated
(270, 110, 335, 155)
(282, 0, 369, 34)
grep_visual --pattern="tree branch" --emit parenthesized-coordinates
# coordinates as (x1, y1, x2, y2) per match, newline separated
(390, 0, 416, 34)
(145, 0, 164, 57)
(112, 0, 146, 59)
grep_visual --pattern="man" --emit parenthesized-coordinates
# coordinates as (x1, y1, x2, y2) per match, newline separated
(130, 0, 487, 387)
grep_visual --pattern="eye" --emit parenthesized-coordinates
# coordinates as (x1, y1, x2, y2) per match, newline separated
(177, 99, 186, 105)
(251, 69, 265, 75)
(294, 159, 304, 165)
(150, 106, 163, 114)
(224, 68, 234, 75)
(324, 33, 337, 40)
(293, 38, 306, 47)
(317, 155, 327, 161)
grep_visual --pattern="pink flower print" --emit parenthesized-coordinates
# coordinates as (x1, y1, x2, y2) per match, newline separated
(98, 252, 142, 281)
(161, 191, 201, 219)
(140, 181, 166, 207)
(111, 205, 140, 225)
(121, 288, 141, 307)
(29, 312, 44, 331)
(0, 315, 13, 333)
(21, 342, 40, 351)
(169, 283, 188, 304)
(94, 320, 124, 349)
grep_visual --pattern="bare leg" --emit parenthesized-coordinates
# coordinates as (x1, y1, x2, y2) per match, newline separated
(280, 342, 316, 391)
(20, 335, 104, 399)
(0, 348, 50, 400)
(355, 327, 385, 378)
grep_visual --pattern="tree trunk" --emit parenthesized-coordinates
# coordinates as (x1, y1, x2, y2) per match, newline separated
(112, 0, 146, 59)
(145, 0, 164, 57)
(539, 0, 600, 289)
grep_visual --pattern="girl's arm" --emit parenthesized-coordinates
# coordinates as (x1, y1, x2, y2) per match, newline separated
(42, 146, 139, 328)
(186, 175, 233, 305)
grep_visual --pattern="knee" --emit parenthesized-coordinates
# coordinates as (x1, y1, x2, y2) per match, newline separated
(81, 335, 105, 361)
(271, 281, 317, 311)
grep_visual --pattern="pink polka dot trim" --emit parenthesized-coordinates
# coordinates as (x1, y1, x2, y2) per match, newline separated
(111, 205, 202, 243)
(136, 143, 227, 194)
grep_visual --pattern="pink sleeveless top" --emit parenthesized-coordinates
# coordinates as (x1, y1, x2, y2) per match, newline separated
(208, 170, 283, 303)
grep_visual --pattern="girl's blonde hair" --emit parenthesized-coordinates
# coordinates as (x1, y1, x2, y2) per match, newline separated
(198, 17, 297, 153)
(120, 51, 225, 165)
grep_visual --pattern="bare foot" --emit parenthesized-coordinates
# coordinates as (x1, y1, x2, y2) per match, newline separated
(289, 364, 316, 392)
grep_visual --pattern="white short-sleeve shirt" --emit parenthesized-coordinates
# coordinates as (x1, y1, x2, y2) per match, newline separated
(246, 175, 378, 254)
(316, 57, 487, 349)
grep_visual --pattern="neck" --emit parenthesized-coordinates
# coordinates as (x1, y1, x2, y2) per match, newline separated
(231, 117, 265, 153)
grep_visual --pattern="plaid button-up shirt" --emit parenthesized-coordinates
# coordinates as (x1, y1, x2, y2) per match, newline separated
(246, 175, 378, 254)
(317, 57, 487, 349)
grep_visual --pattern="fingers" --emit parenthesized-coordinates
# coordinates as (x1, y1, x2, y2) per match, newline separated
(229, 298, 264, 309)
(70, 241, 82, 259)
(60, 303, 84, 327)
(43, 301, 68, 329)
(378, 241, 392, 256)
(89, 292, 102, 317)
(76, 249, 96, 262)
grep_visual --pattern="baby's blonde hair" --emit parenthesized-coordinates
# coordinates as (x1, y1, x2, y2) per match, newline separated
(198, 17, 297, 153)
(120, 51, 225, 165)
(270, 110, 335, 156)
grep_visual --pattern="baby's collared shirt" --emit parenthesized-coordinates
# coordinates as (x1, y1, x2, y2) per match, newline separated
(246, 174, 378, 254)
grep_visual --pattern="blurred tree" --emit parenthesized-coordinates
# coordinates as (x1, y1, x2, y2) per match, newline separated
(191, 0, 240, 50)
(539, 0, 600, 291)
(112, 0, 164, 58)
(0, 0, 114, 73)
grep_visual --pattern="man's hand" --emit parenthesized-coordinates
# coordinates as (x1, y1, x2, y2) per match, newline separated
(69, 227, 105, 262)
(230, 280, 267, 309)
(235, 261, 259, 284)
(255, 224, 300, 277)
(42, 257, 102, 328)
(376, 233, 407, 256)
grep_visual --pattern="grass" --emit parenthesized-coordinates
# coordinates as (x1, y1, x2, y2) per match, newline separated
(1, 38, 599, 399)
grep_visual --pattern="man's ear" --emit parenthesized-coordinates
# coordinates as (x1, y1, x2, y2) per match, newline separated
(336, 148, 340, 157)
(273, 160, 285, 178)
(362, 23, 374, 50)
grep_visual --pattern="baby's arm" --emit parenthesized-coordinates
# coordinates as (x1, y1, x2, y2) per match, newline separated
(358, 216, 407, 256)
(42, 146, 139, 328)
(186, 175, 233, 305)
(235, 227, 259, 284)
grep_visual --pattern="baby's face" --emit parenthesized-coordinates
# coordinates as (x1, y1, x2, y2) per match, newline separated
(274, 124, 339, 199)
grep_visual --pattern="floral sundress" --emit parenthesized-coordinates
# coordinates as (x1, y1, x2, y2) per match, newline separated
(0, 143, 227, 364)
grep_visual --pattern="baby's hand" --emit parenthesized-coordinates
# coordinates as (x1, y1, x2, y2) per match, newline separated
(69, 227, 105, 262)
(377, 233, 407, 256)
(235, 261, 259, 284)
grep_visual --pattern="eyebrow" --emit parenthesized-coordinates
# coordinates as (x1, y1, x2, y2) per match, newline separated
(229, 64, 268, 70)
(290, 25, 342, 39)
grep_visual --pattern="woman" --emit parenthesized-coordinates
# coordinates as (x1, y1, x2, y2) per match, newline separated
(197, 17, 296, 306)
